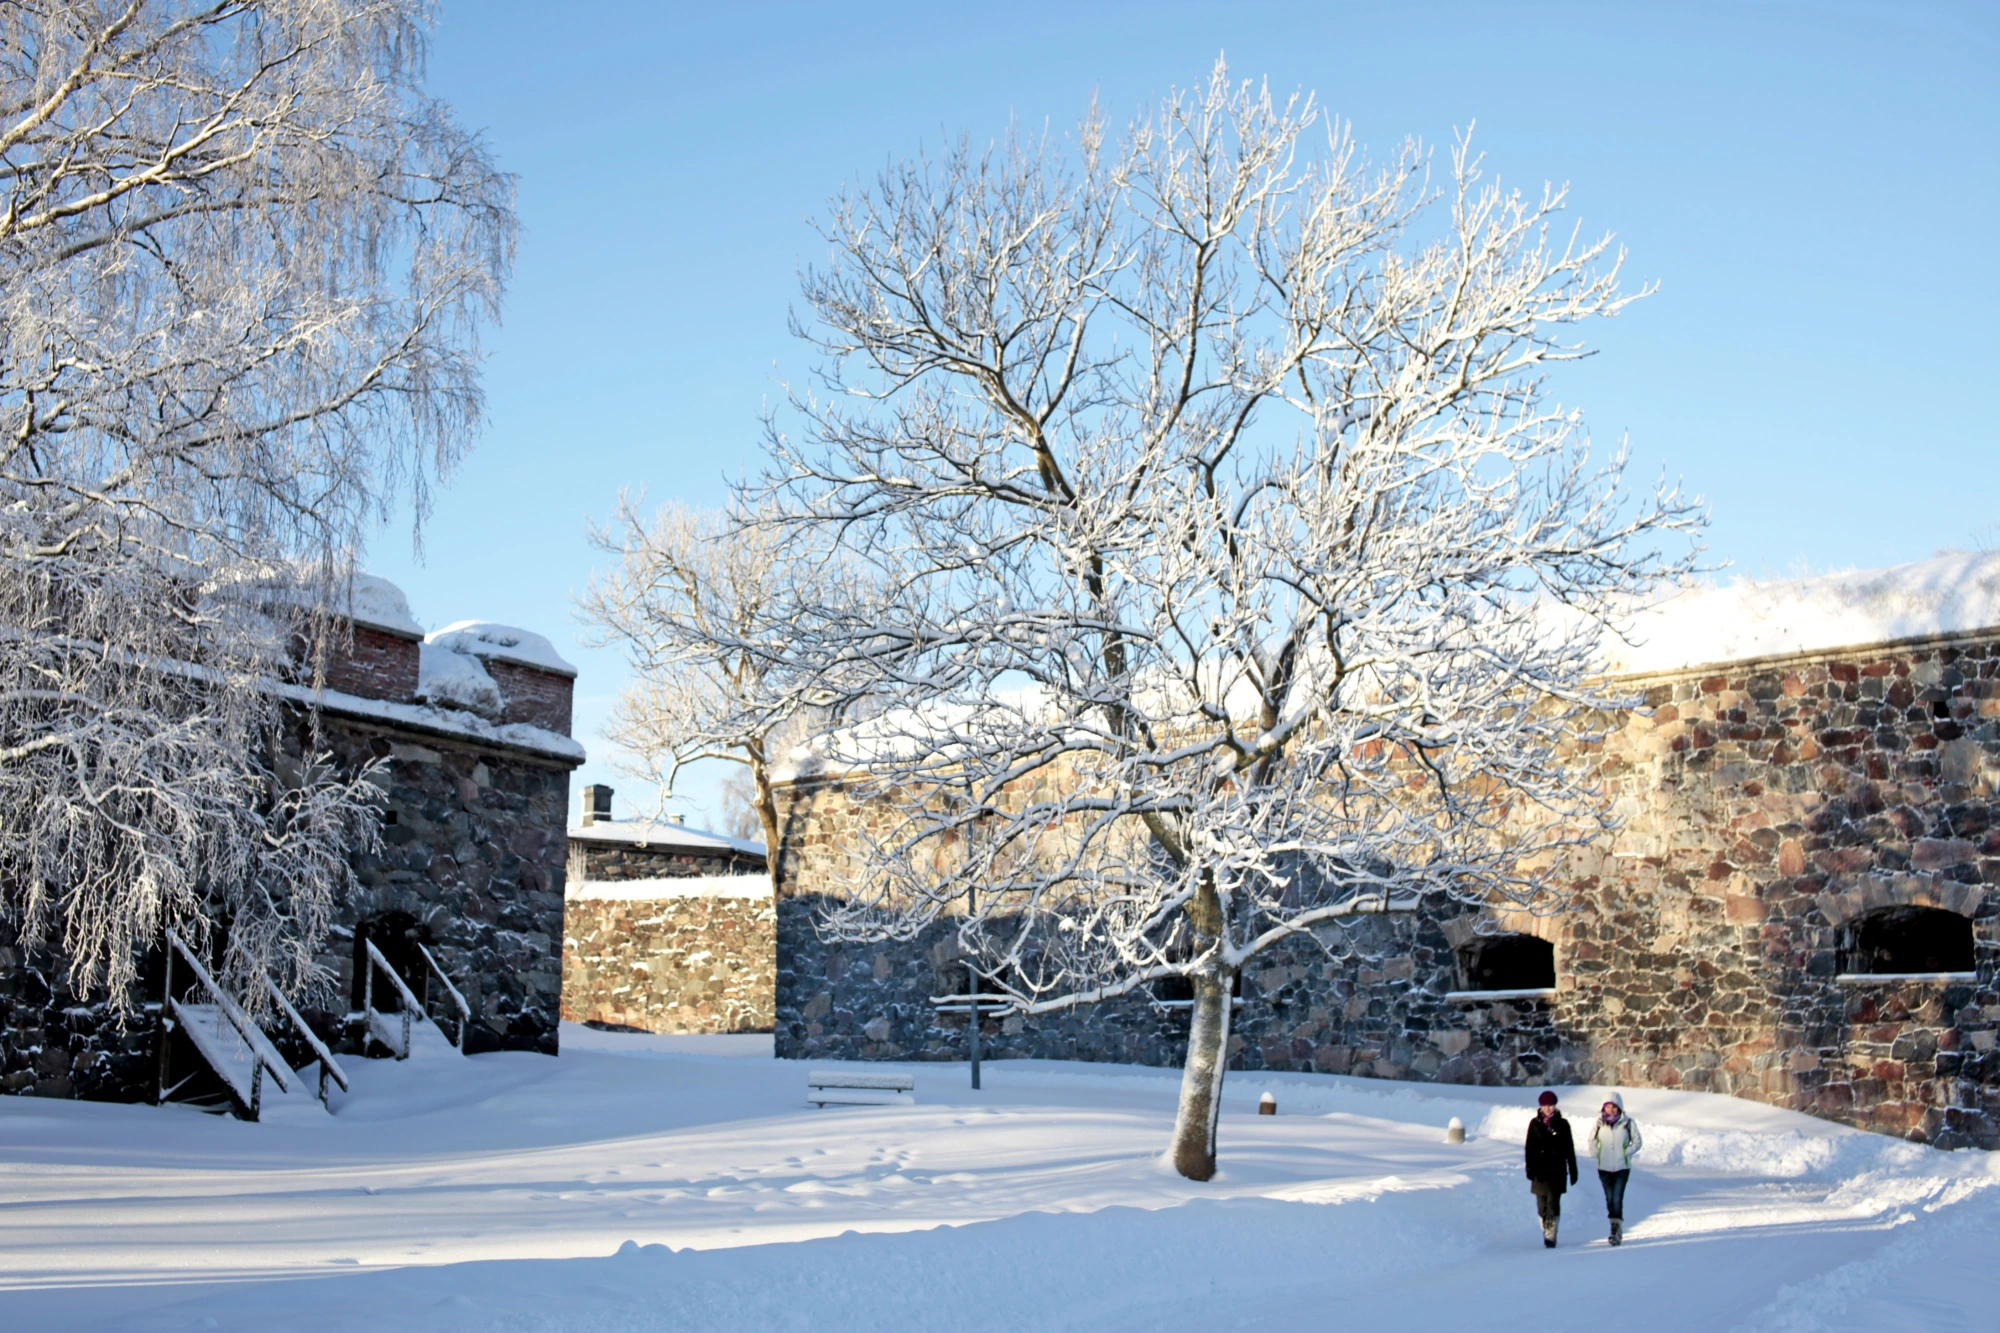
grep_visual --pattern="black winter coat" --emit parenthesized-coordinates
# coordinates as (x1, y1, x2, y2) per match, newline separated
(1524, 1111, 1579, 1194)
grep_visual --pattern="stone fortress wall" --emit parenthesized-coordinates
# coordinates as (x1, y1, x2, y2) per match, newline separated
(772, 585, 2000, 1149)
(560, 787, 775, 1035)
(1, 578, 584, 1104)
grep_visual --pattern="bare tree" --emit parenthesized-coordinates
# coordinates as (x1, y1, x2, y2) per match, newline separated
(581, 498, 844, 860)
(0, 1, 514, 1013)
(760, 63, 1702, 1180)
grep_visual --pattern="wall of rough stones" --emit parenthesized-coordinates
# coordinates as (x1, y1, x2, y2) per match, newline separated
(0, 706, 577, 1105)
(772, 631, 2000, 1149)
(567, 840, 765, 883)
(311, 711, 574, 1059)
(563, 886, 775, 1034)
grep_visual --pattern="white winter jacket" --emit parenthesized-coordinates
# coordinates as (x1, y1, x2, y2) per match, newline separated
(1588, 1111, 1642, 1172)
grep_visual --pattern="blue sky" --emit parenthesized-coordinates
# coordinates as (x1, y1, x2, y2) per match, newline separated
(366, 0, 1999, 831)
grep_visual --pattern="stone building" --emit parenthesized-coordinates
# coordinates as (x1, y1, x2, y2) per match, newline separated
(771, 554, 2000, 1149)
(561, 787, 774, 1035)
(0, 576, 585, 1106)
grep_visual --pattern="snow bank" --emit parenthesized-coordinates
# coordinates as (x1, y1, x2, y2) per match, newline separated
(4, 1048, 1997, 1332)
(425, 620, 577, 676)
(1607, 550, 2000, 676)
(566, 873, 773, 901)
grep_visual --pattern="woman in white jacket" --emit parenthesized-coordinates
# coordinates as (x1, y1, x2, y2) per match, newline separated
(1587, 1091, 1642, 1246)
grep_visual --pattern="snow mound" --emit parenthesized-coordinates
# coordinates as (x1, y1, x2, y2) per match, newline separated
(425, 621, 576, 676)
(347, 574, 422, 638)
(414, 640, 502, 719)
(1608, 550, 2000, 676)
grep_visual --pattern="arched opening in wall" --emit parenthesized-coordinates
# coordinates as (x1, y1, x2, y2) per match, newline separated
(1844, 907, 1974, 977)
(1457, 933, 1556, 993)
(350, 911, 433, 1013)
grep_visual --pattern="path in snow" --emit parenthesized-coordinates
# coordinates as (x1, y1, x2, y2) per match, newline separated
(0, 1023, 1993, 1331)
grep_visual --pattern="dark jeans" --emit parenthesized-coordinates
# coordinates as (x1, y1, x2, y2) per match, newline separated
(1598, 1168, 1630, 1220)
(1532, 1181, 1565, 1221)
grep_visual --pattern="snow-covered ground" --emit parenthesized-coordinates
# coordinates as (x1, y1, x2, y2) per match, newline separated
(1, 1025, 1994, 1332)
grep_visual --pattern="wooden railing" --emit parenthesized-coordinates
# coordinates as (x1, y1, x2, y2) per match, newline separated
(159, 929, 295, 1120)
(417, 942, 471, 1052)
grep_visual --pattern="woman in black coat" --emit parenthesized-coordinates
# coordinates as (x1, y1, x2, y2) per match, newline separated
(1525, 1089, 1578, 1248)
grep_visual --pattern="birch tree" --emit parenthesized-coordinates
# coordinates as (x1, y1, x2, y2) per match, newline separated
(761, 63, 1702, 1180)
(0, 0, 514, 1013)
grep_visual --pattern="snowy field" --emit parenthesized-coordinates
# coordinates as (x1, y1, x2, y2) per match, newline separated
(1, 1025, 1995, 1332)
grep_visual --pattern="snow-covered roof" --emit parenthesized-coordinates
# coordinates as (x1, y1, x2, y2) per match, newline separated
(1605, 550, 2000, 677)
(568, 817, 766, 858)
(426, 621, 577, 677)
(565, 873, 773, 902)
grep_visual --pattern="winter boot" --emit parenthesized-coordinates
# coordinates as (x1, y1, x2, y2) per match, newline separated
(1609, 1219, 1622, 1247)
(1542, 1218, 1557, 1248)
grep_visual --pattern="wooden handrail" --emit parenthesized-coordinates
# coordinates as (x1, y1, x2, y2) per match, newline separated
(263, 974, 349, 1099)
(162, 929, 294, 1117)
(416, 942, 470, 1051)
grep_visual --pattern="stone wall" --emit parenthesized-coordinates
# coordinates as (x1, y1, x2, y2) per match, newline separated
(773, 630, 2000, 1148)
(568, 840, 765, 883)
(0, 706, 577, 1105)
(312, 710, 573, 1059)
(563, 885, 775, 1033)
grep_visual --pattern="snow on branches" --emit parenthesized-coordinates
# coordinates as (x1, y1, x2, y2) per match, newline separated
(0, 1, 514, 1013)
(758, 61, 1702, 1177)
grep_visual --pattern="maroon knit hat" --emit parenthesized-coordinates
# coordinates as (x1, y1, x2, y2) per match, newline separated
(1538, 1090, 1558, 1106)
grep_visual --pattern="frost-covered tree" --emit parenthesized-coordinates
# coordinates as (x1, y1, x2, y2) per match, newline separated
(0, 1, 514, 1013)
(760, 63, 1702, 1180)
(581, 498, 854, 860)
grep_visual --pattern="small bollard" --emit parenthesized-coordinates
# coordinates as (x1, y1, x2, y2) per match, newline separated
(1445, 1116, 1466, 1144)
(1258, 1091, 1277, 1115)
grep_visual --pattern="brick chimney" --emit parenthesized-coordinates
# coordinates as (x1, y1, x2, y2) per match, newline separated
(581, 784, 614, 826)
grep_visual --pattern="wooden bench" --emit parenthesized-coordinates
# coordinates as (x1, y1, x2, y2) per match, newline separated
(807, 1069, 915, 1107)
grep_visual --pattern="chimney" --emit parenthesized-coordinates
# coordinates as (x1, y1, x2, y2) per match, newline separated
(670, 812, 685, 825)
(581, 784, 613, 826)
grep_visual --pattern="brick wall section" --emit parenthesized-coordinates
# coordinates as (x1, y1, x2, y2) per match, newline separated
(563, 892, 775, 1033)
(323, 626, 420, 702)
(486, 659, 573, 734)
(772, 632, 2000, 1148)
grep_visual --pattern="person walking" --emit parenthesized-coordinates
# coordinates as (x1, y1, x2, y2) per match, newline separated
(1587, 1091, 1643, 1246)
(1524, 1090, 1577, 1248)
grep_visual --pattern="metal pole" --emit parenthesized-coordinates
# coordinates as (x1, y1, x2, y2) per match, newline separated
(967, 886, 980, 1090)
(967, 958, 981, 1090)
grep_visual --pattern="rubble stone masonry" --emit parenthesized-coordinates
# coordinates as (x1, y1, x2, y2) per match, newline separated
(773, 630, 2000, 1149)
(562, 888, 776, 1034)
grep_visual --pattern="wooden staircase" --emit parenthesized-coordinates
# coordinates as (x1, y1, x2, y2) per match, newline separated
(156, 928, 467, 1121)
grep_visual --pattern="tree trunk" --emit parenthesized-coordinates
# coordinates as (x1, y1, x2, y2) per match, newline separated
(1169, 967, 1235, 1181)
(750, 755, 783, 892)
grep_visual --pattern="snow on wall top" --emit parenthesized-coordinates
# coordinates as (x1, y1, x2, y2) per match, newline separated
(565, 873, 773, 902)
(1605, 550, 2000, 677)
(292, 679, 586, 764)
(568, 817, 766, 858)
(347, 574, 423, 638)
(426, 621, 577, 677)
